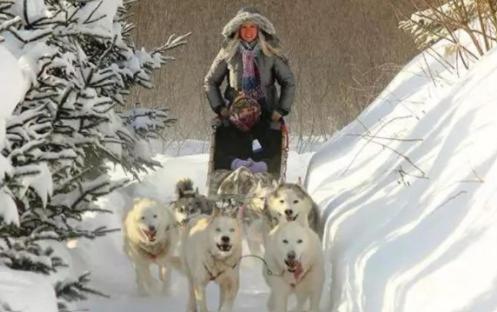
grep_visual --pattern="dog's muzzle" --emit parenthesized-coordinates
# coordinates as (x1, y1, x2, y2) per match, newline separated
(284, 251, 299, 272)
(284, 259, 300, 272)
(286, 213, 299, 222)
(142, 228, 157, 242)
(217, 238, 232, 252)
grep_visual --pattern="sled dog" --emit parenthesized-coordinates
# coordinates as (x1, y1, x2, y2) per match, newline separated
(263, 221, 324, 312)
(265, 183, 320, 233)
(217, 166, 277, 196)
(170, 178, 212, 225)
(123, 197, 179, 295)
(217, 166, 257, 196)
(181, 205, 242, 312)
(242, 180, 278, 255)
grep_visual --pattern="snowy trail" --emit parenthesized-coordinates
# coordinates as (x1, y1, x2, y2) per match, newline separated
(72, 151, 314, 311)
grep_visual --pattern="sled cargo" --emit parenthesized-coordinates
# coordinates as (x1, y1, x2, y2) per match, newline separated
(206, 117, 289, 196)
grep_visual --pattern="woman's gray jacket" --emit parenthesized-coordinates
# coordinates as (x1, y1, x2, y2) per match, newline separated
(204, 48, 296, 117)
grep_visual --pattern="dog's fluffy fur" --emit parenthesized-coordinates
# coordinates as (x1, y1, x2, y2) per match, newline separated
(265, 183, 320, 234)
(170, 178, 212, 225)
(242, 180, 278, 255)
(181, 206, 242, 312)
(217, 166, 257, 196)
(216, 167, 279, 256)
(217, 166, 276, 196)
(263, 221, 324, 312)
(123, 197, 179, 295)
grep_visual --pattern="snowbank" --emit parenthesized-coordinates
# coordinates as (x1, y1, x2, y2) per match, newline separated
(306, 42, 497, 311)
(0, 265, 57, 312)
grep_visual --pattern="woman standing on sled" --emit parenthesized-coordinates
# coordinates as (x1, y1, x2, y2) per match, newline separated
(204, 7, 295, 175)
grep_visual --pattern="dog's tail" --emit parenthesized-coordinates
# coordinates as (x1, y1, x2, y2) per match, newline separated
(176, 178, 196, 198)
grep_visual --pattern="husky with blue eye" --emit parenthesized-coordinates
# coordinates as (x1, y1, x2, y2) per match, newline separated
(123, 197, 179, 296)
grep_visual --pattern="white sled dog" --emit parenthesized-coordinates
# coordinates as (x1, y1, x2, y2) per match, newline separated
(243, 180, 278, 255)
(263, 221, 324, 312)
(217, 167, 278, 255)
(265, 183, 320, 233)
(123, 197, 179, 295)
(181, 205, 242, 312)
(170, 178, 212, 225)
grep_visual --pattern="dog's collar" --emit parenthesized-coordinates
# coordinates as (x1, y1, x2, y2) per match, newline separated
(139, 238, 170, 261)
(203, 264, 224, 281)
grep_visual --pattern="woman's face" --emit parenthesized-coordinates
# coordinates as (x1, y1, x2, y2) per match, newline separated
(239, 22, 258, 43)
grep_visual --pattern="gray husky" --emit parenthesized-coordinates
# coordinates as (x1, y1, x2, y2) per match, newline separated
(169, 178, 212, 225)
(216, 166, 276, 197)
(265, 183, 320, 235)
(243, 180, 278, 255)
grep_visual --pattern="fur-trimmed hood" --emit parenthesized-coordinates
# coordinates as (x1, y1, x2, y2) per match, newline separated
(222, 7, 276, 39)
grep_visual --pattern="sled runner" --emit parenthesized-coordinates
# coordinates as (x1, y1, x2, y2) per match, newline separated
(206, 117, 289, 196)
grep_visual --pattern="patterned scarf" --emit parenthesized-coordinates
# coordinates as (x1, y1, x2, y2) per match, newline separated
(240, 42, 265, 103)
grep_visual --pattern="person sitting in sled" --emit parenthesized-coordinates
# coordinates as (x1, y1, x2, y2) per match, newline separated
(204, 7, 295, 174)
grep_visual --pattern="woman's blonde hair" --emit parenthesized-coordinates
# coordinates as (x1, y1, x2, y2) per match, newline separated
(222, 29, 286, 61)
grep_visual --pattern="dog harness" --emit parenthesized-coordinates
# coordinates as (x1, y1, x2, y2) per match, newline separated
(204, 251, 239, 281)
(139, 240, 169, 261)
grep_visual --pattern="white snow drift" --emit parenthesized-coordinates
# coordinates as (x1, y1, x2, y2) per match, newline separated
(306, 41, 497, 312)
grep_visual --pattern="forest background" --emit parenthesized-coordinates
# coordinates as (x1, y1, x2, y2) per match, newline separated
(128, 0, 420, 142)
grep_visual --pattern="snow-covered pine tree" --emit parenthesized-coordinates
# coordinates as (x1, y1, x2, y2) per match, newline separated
(0, 0, 187, 310)
(121, 106, 176, 166)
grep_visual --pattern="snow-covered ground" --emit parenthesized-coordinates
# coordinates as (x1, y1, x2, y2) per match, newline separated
(306, 42, 497, 311)
(36, 40, 497, 312)
(0, 266, 57, 312)
(71, 151, 313, 311)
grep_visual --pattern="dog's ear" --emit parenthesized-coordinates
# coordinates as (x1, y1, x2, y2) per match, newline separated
(233, 172, 241, 185)
(272, 179, 279, 189)
(255, 180, 263, 192)
(237, 204, 245, 222)
(209, 205, 221, 220)
(262, 199, 269, 212)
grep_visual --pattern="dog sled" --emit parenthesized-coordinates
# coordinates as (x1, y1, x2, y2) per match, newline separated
(206, 117, 289, 196)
